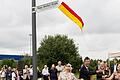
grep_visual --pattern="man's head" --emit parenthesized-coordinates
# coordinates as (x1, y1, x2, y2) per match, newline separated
(25, 65, 28, 69)
(44, 65, 48, 69)
(8, 67, 11, 70)
(51, 64, 55, 68)
(58, 61, 62, 65)
(84, 57, 90, 67)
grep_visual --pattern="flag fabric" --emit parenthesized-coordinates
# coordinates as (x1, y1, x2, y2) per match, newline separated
(58, 2, 84, 30)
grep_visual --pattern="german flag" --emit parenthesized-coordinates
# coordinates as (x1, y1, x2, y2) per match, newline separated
(58, 2, 84, 30)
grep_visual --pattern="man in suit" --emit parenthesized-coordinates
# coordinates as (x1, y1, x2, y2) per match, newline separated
(110, 59, 118, 74)
(80, 57, 100, 80)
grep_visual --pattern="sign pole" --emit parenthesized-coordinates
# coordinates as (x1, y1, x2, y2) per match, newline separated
(31, 1, 59, 80)
(32, 0, 37, 79)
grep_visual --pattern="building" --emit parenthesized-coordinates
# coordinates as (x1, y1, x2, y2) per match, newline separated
(0, 54, 24, 60)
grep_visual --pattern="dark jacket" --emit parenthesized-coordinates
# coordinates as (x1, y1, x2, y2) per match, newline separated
(6, 70, 12, 80)
(110, 64, 118, 74)
(49, 68, 58, 80)
(80, 65, 96, 80)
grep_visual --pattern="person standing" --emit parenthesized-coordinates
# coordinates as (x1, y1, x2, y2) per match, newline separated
(42, 65, 49, 80)
(16, 68, 21, 80)
(111, 59, 118, 74)
(12, 68, 17, 80)
(56, 61, 64, 76)
(37, 67, 42, 80)
(6, 67, 12, 80)
(49, 64, 58, 80)
(18, 71, 23, 80)
(23, 65, 30, 80)
(80, 57, 100, 80)
(96, 62, 110, 80)
(0, 67, 6, 80)
(58, 63, 77, 80)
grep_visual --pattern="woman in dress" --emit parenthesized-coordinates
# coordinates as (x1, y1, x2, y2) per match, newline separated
(58, 63, 77, 80)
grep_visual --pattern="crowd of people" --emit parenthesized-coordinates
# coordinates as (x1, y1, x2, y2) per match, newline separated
(0, 65, 33, 80)
(41, 61, 77, 80)
(0, 61, 76, 80)
(0, 58, 120, 80)
(41, 58, 120, 80)
(79, 57, 120, 80)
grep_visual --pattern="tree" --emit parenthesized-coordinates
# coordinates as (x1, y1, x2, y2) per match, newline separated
(1, 59, 17, 68)
(89, 59, 97, 70)
(37, 35, 82, 71)
(18, 57, 32, 70)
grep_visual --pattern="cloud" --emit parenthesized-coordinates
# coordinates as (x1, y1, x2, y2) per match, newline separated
(0, 0, 120, 60)
(67, 0, 120, 34)
(65, 33, 119, 60)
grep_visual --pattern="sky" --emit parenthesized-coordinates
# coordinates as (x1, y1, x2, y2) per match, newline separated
(0, 0, 120, 60)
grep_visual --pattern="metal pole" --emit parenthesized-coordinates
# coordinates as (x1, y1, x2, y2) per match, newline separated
(32, 0, 37, 79)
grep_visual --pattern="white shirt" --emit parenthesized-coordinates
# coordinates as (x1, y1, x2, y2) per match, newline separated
(56, 65, 64, 72)
(114, 64, 117, 72)
(42, 68, 49, 76)
(0, 71, 6, 77)
(23, 68, 30, 74)
(12, 72, 16, 80)
(85, 66, 89, 71)
(29, 68, 33, 76)
(98, 65, 100, 70)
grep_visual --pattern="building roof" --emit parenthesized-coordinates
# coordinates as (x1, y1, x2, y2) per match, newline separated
(108, 52, 120, 58)
(0, 54, 24, 60)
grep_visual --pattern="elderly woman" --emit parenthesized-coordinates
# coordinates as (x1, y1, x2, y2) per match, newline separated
(105, 64, 120, 80)
(58, 63, 77, 80)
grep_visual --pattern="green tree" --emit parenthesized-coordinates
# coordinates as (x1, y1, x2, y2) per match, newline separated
(1, 59, 17, 68)
(37, 35, 82, 71)
(89, 59, 97, 70)
(17, 57, 32, 70)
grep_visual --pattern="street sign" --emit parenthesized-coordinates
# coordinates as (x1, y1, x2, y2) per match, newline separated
(35, 1, 59, 12)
